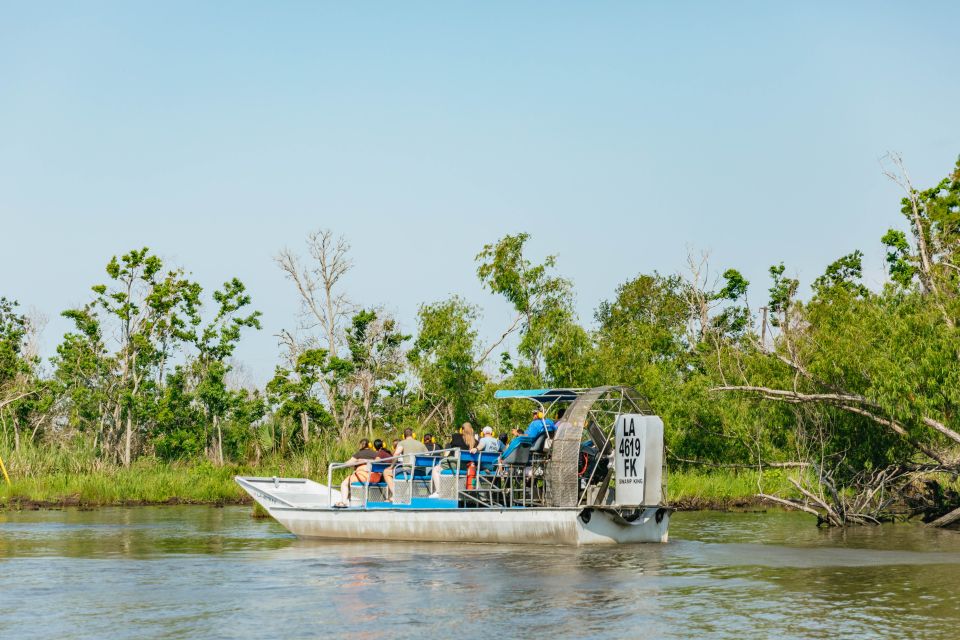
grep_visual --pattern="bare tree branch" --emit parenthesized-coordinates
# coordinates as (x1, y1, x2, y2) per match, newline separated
(476, 313, 522, 369)
(714, 384, 960, 452)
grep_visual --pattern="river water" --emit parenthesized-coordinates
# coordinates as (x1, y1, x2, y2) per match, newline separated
(2, 507, 960, 639)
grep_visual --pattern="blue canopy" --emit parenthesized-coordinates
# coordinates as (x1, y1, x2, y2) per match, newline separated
(493, 389, 581, 403)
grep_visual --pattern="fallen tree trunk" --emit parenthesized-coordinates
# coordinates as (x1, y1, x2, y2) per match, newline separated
(927, 505, 960, 528)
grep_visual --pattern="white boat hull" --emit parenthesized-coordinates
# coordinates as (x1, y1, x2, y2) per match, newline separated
(237, 476, 670, 545)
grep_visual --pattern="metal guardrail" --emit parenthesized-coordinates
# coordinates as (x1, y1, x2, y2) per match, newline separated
(327, 447, 463, 508)
(327, 444, 563, 510)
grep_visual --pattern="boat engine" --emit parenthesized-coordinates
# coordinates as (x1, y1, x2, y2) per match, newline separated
(578, 440, 609, 484)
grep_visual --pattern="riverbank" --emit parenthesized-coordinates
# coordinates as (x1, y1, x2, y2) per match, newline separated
(0, 459, 796, 511)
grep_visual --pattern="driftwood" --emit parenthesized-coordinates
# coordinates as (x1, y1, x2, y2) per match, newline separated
(757, 471, 892, 527)
(713, 384, 960, 450)
(758, 493, 822, 518)
(927, 505, 960, 528)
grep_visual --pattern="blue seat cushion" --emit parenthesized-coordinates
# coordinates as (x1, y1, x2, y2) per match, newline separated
(393, 473, 431, 481)
(414, 455, 442, 468)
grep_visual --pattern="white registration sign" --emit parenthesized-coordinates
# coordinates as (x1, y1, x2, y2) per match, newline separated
(614, 414, 647, 505)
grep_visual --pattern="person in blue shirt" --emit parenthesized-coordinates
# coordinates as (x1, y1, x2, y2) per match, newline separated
(512, 409, 556, 440)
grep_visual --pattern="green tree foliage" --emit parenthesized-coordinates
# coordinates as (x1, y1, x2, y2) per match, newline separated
(408, 297, 487, 429)
(345, 309, 410, 436)
(267, 348, 333, 449)
(0, 298, 41, 451)
(476, 233, 573, 382)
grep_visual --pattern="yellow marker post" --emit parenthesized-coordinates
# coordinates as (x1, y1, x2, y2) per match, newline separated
(0, 453, 9, 486)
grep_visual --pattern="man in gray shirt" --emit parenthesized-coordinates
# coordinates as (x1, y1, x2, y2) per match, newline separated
(472, 426, 502, 453)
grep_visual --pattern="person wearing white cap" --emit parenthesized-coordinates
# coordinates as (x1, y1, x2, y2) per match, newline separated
(471, 426, 502, 454)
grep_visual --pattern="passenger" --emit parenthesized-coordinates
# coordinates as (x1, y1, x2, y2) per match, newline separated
(431, 423, 476, 496)
(471, 426, 502, 454)
(462, 423, 476, 450)
(336, 438, 377, 507)
(423, 433, 440, 453)
(395, 427, 428, 458)
(373, 438, 392, 460)
(383, 428, 427, 500)
(445, 423, 476, 451)
(511, 409, 556, 440)
(370, 438, 394, 498)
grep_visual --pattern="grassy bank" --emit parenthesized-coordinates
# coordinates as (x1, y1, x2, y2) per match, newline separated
(0, 461, 251, 507)
(0, 441, 359, 509)
(667, 468, 797, 509)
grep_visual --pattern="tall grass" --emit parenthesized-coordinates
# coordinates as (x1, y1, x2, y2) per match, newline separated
(667, 467, 799, 508)
(0, 436, 361, 507)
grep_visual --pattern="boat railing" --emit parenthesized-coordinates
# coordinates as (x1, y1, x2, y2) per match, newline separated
(326, 447, 462, 508)
(328, 444, 553, 509)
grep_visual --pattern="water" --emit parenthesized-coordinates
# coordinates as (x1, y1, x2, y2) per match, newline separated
(2, 507, 960, 639)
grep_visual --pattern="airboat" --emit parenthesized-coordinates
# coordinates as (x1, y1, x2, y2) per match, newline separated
(235, 386, 671, 545)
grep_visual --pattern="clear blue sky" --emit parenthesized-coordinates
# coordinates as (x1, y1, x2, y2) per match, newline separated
(2, 2, 958, 383)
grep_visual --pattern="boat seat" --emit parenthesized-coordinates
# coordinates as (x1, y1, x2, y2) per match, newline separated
(351, 481, 388, 488)
(529, 432, 548, 454)
(393, 470, 432, 481)
(501, 435, 533, 465)
(436, 451, 500, 475)
(414, 455, 443, 468)
(369, 462, 393, 475)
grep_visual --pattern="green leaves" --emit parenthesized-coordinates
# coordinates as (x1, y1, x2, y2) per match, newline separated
(716, 269, 750, 302)
(812, 250, 869, 298)
(476, 233, 574, 382)
(768, 263, 799, 322)
(409, 297, 485, 427)
(881, 229, 916, 288)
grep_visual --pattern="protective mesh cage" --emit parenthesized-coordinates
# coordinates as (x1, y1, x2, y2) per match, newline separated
(545, 386, 652, 507)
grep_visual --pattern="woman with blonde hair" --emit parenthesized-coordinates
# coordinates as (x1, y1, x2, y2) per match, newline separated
(461, 423, 476, 450)
(445, 422, 475, 452)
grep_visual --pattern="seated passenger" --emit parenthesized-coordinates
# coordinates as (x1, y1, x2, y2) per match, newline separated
(394, 427, 427, 458)
(371, 438, 394, 498)
(431, 423, 477, 496)
(511, 409, 556, 441)
(423, 433, 440, 452)
(336, 438, 377, 507)
(382, 428, 427, 500)
(445, 423, 476, 452)
(470, 426, 502, 454)
(373, 438, 392, 460)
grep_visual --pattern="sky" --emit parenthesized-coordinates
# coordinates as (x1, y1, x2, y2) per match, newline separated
(1, 1, 958, 384)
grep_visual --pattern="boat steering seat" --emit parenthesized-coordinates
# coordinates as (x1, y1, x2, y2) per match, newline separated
(500, 435, 533, 465)
(529, 432, 549, 454)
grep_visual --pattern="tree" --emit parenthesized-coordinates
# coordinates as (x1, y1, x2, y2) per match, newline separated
(345, 309, 409, 437)
(408, 297, 487, 430)
(187, 278, 261, 464)
(0, 298, 39, 451)
(711, 156, 960, 525)
(476, 233, 573, 382)
(86, 248, 198, 465)
(266, 349, 333, 448)
(276, 229, 354, 435)
(52, 306, 114, 452)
